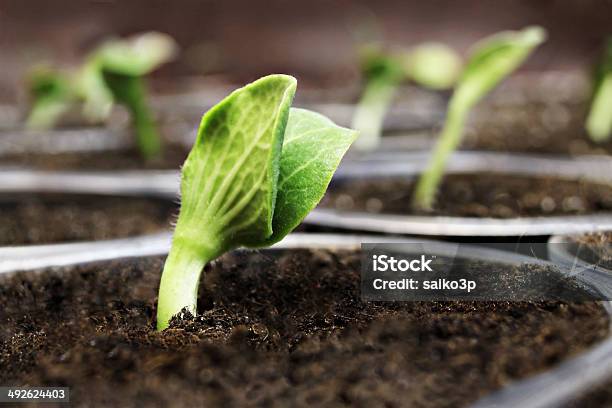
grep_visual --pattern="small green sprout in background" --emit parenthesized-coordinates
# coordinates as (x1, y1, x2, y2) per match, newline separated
(352, 42, 461, 151)
(412, 26, 546, 211)
(77, 59, 115, 124)
(352, 44, 405, 150)
(25, 32, 178, 159)
(156, 74, 357, 330)
(25, 66, 74, 130)
(586, 37, 612, 143)
(87, 32, 178, 159)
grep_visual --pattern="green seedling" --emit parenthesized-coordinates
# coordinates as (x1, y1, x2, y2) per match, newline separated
(25, 66, 75, 130)
(352, 43, 461, 151)
(78, 59, 114, 124)
(156, 74, 357, 330)
(586, 37, 612, 142)
(84, 32, 178, 159)
(25, 32, 177, 159)
(412, 26, 546, 210)
(352, 44, 405, 150)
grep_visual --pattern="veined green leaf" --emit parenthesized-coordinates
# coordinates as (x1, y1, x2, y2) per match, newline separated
(264, 108, 358, 244)
(157, 75, 356, 330)
(175, 74, 297, 252)
(157, 74, 296, 329)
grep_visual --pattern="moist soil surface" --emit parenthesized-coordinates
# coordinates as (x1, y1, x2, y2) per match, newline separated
(0, 249, 608, 407)
(565, 378, 612, 407)
(1, 143, 189, 171)
(461, 101, 612, 156)
(570, 232, 612, 270)
(382, 72, 612, 156)
(0, 193, 177, 245)
(321, 174, 612, 218)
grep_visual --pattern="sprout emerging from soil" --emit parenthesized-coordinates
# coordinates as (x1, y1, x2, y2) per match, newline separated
(25, 32, 177, 159)
(412, 26, 546, 210)
(156, 74, 357, 330)
(352, 43, 461, 151)
(586, 37, 612, 142)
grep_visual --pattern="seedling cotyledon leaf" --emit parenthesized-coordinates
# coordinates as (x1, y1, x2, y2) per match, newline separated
(157, 74, 357, 330)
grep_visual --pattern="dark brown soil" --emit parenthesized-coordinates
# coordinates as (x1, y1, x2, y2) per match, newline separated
(1, 143, 189, 171)
(321, 174, 612, 218)
(0, 249, 608, 407)
(0, 193, 176, 245)
(463, 102, 612, 156)
(565, 379, 612, 407)
(570, 232, 612, 270)
(386, 72, 611, 156)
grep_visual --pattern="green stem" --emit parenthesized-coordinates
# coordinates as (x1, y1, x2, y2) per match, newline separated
(157, 238, 215, 330)
(352, 75, 400, 151)
(586, 73, 612, 143)
(412, 103, 467, 210)
(80, 60, 114, 123)
(103, 72, 162, 160)
(157, 212, 224, 330)
(25, 97, 70, 130)
(130, 91, 161, 160)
